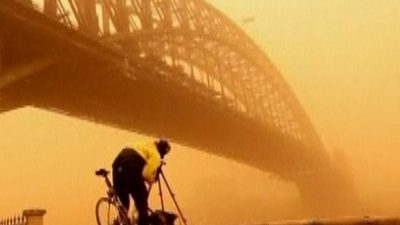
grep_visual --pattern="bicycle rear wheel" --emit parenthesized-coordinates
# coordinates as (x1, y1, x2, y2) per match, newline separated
(95, 197, 120, 225)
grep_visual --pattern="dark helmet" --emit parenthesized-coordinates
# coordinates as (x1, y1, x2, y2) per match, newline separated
(155, 138, 171, 158)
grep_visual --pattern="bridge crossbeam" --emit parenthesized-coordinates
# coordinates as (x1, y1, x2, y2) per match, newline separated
(0, 58, 54, 90)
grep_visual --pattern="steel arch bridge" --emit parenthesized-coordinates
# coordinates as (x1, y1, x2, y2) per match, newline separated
(0, 0, 356, 213)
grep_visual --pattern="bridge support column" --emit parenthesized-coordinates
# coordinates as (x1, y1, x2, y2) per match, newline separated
(160, 0, 172, 28)
(84, 0, 98, 35)
(116, 0, 130, 33)
(141, 0, 152, 30)
(139, 0, 153, 55)
(44, 0, 57, 18)
(294, 167, 359, 217)
(76, 0, 98, 35)
(102, 2, 111, 35)
(0, 36, 3, 76)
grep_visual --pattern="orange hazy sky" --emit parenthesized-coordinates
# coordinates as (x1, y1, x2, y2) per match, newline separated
(211, 0, 400, 217)
(1, 1, 400, 225)
(209, 0, 400, 208)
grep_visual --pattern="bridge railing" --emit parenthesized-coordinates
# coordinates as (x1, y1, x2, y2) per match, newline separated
(0, 209, 46, 225)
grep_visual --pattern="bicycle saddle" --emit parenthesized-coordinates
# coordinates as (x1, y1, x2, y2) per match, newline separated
(95, 168, 109, 177)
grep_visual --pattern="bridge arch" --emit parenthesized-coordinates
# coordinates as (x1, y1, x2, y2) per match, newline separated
(0, 0, 357, 215)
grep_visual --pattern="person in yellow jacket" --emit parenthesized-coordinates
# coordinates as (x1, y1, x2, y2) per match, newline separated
(112, 138, 171, 225)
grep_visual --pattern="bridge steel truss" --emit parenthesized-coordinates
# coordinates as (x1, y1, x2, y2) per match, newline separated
(26, 0, 325, 152)
(0, 0, 358, 214)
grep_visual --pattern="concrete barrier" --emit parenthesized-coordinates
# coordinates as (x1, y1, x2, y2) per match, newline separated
(23, 209, 46, 225)
(0, 209, 46, 225)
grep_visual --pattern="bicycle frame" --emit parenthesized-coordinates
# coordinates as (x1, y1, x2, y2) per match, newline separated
(96, 167, 182, 225)
(96, 168, 131, 225)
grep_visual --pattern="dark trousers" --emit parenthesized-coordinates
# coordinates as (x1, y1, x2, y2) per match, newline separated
(113, 148, 148, 225)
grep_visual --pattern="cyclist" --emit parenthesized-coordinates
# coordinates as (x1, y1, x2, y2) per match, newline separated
(112, 138, 171, 225)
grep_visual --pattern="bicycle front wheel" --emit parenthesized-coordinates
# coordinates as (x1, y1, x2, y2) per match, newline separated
(95, 197, 120, 225)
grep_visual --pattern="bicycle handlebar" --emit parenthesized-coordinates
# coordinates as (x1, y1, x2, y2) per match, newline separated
(95, 168, 109, 177)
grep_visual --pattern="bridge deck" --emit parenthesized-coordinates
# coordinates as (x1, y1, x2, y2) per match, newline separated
(0, 0, 359, 215)
(0, 1, 327, 176)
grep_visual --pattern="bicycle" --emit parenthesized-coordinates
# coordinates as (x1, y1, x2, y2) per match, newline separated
(95, 168, 132, 225)
(95, 166, 183, 225)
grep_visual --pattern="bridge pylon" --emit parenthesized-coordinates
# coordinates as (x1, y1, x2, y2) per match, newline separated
(294, 161, 360, 216)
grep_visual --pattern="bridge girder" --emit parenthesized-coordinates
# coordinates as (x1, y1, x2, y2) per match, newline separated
(0, 0, 332, 173)
(0, 0, 332, 170)
(0, 57, 55, 90)
(31, 0, 325, 154)
(0, 1, 360, 215)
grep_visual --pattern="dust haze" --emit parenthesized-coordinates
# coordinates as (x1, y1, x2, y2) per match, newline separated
(1, 1, 400, 225)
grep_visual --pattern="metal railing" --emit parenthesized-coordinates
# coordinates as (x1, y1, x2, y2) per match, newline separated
(0, 209, 46, 225)
(0, 215, 25, 225)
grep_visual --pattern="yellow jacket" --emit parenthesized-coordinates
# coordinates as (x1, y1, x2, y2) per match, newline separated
(130, 141, 161, 184)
